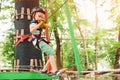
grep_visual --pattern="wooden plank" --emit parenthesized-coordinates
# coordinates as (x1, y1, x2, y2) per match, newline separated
(66, 69, 120, 75)
(21, 7, 25, 19)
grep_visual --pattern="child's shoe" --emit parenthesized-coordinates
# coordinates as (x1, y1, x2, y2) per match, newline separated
(41, 70, 48, 74)
(52, 71, 61, 76)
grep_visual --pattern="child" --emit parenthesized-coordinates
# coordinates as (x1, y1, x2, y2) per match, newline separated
(29, 7, 60, 75)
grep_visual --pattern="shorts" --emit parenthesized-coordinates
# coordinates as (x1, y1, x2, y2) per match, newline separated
(39, 41, 55, 55)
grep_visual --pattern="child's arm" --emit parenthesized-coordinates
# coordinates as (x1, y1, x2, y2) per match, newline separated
(30, 21, 49, 33)
(30, 23, 41, 33)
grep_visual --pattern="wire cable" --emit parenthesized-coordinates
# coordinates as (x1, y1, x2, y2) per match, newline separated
(48, 0, 68, 19)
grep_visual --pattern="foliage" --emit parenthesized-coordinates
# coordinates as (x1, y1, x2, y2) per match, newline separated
(0, 0, 14, 20)
(0, 0, 14, 67)
(61, 41, 75, 68)
(1, 30, 15, 67)
(104, 40, 120, 66)
(98, 28, 119, 67)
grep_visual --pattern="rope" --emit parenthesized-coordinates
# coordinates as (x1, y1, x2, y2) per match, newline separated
(48, 0, 68, 19)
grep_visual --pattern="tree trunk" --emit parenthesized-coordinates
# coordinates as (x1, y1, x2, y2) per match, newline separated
(118, 29, 120, 41)
(114, 48, 120, 69)
(94, 0, 98, 71)
(48, 0, 62, 69)
(52, 15, 62, 69)
(54, 29, 62, 69)
(14, 0, 42, 69)
(77, 25, 89, 69)
(113, 30, 120, 80)
(113, 50, 120, 79)
(113, 1, 120, 80)
(94, 0, 98, 80)
(73, 2, 90, 69)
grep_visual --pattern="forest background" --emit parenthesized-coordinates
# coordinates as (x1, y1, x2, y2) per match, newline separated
(0, 0, 120, 71)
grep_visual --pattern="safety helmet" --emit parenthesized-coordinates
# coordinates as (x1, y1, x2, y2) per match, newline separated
(31, 7, 45, 16)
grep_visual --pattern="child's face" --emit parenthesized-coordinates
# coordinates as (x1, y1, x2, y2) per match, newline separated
(34, 12, 44, 22)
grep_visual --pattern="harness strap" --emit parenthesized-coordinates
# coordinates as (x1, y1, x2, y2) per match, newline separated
(14, 34, 33, 47)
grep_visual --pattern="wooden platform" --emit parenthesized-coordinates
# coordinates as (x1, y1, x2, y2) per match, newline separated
(65, 69, 120, 78)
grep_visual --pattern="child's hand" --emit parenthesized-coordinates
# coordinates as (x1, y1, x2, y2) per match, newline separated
(38, 21, 44, 27)
(38, 21, 49, 29)
(43, 23, 49, 29)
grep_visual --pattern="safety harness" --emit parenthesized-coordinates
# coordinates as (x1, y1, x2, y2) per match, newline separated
(14, 24, 49, 47)
(14, 34, 33, 47)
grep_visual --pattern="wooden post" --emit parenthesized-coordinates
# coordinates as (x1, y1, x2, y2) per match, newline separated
(14, 59, 20, 71)
(30, 59, 34, 72)
(14, 0, 43, 70)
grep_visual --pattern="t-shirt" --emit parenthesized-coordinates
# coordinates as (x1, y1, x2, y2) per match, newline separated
(29, 21, 41, 35)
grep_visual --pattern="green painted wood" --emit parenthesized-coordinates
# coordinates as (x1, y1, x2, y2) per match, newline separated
(0, 72, 59, 80)
(64, 2, 82, 74)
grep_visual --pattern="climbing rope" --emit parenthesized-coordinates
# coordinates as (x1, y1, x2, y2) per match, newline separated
(48, 0, 68, 19)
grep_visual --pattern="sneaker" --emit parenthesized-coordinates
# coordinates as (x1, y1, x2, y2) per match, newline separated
(41, 70, 48, 74)
(52, 71, 61, 76)
(56, 71, 61, 75)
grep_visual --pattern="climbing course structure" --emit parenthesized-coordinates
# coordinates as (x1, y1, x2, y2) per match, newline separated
(14, 0, 43, 71)
(0, 0, 59, 80)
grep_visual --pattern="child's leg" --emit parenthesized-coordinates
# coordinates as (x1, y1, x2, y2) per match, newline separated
(39, 41, 57, 72)
(46, 56, 52, 72)
(49, 55, 57, 72)
(42, 59, 50, 71)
